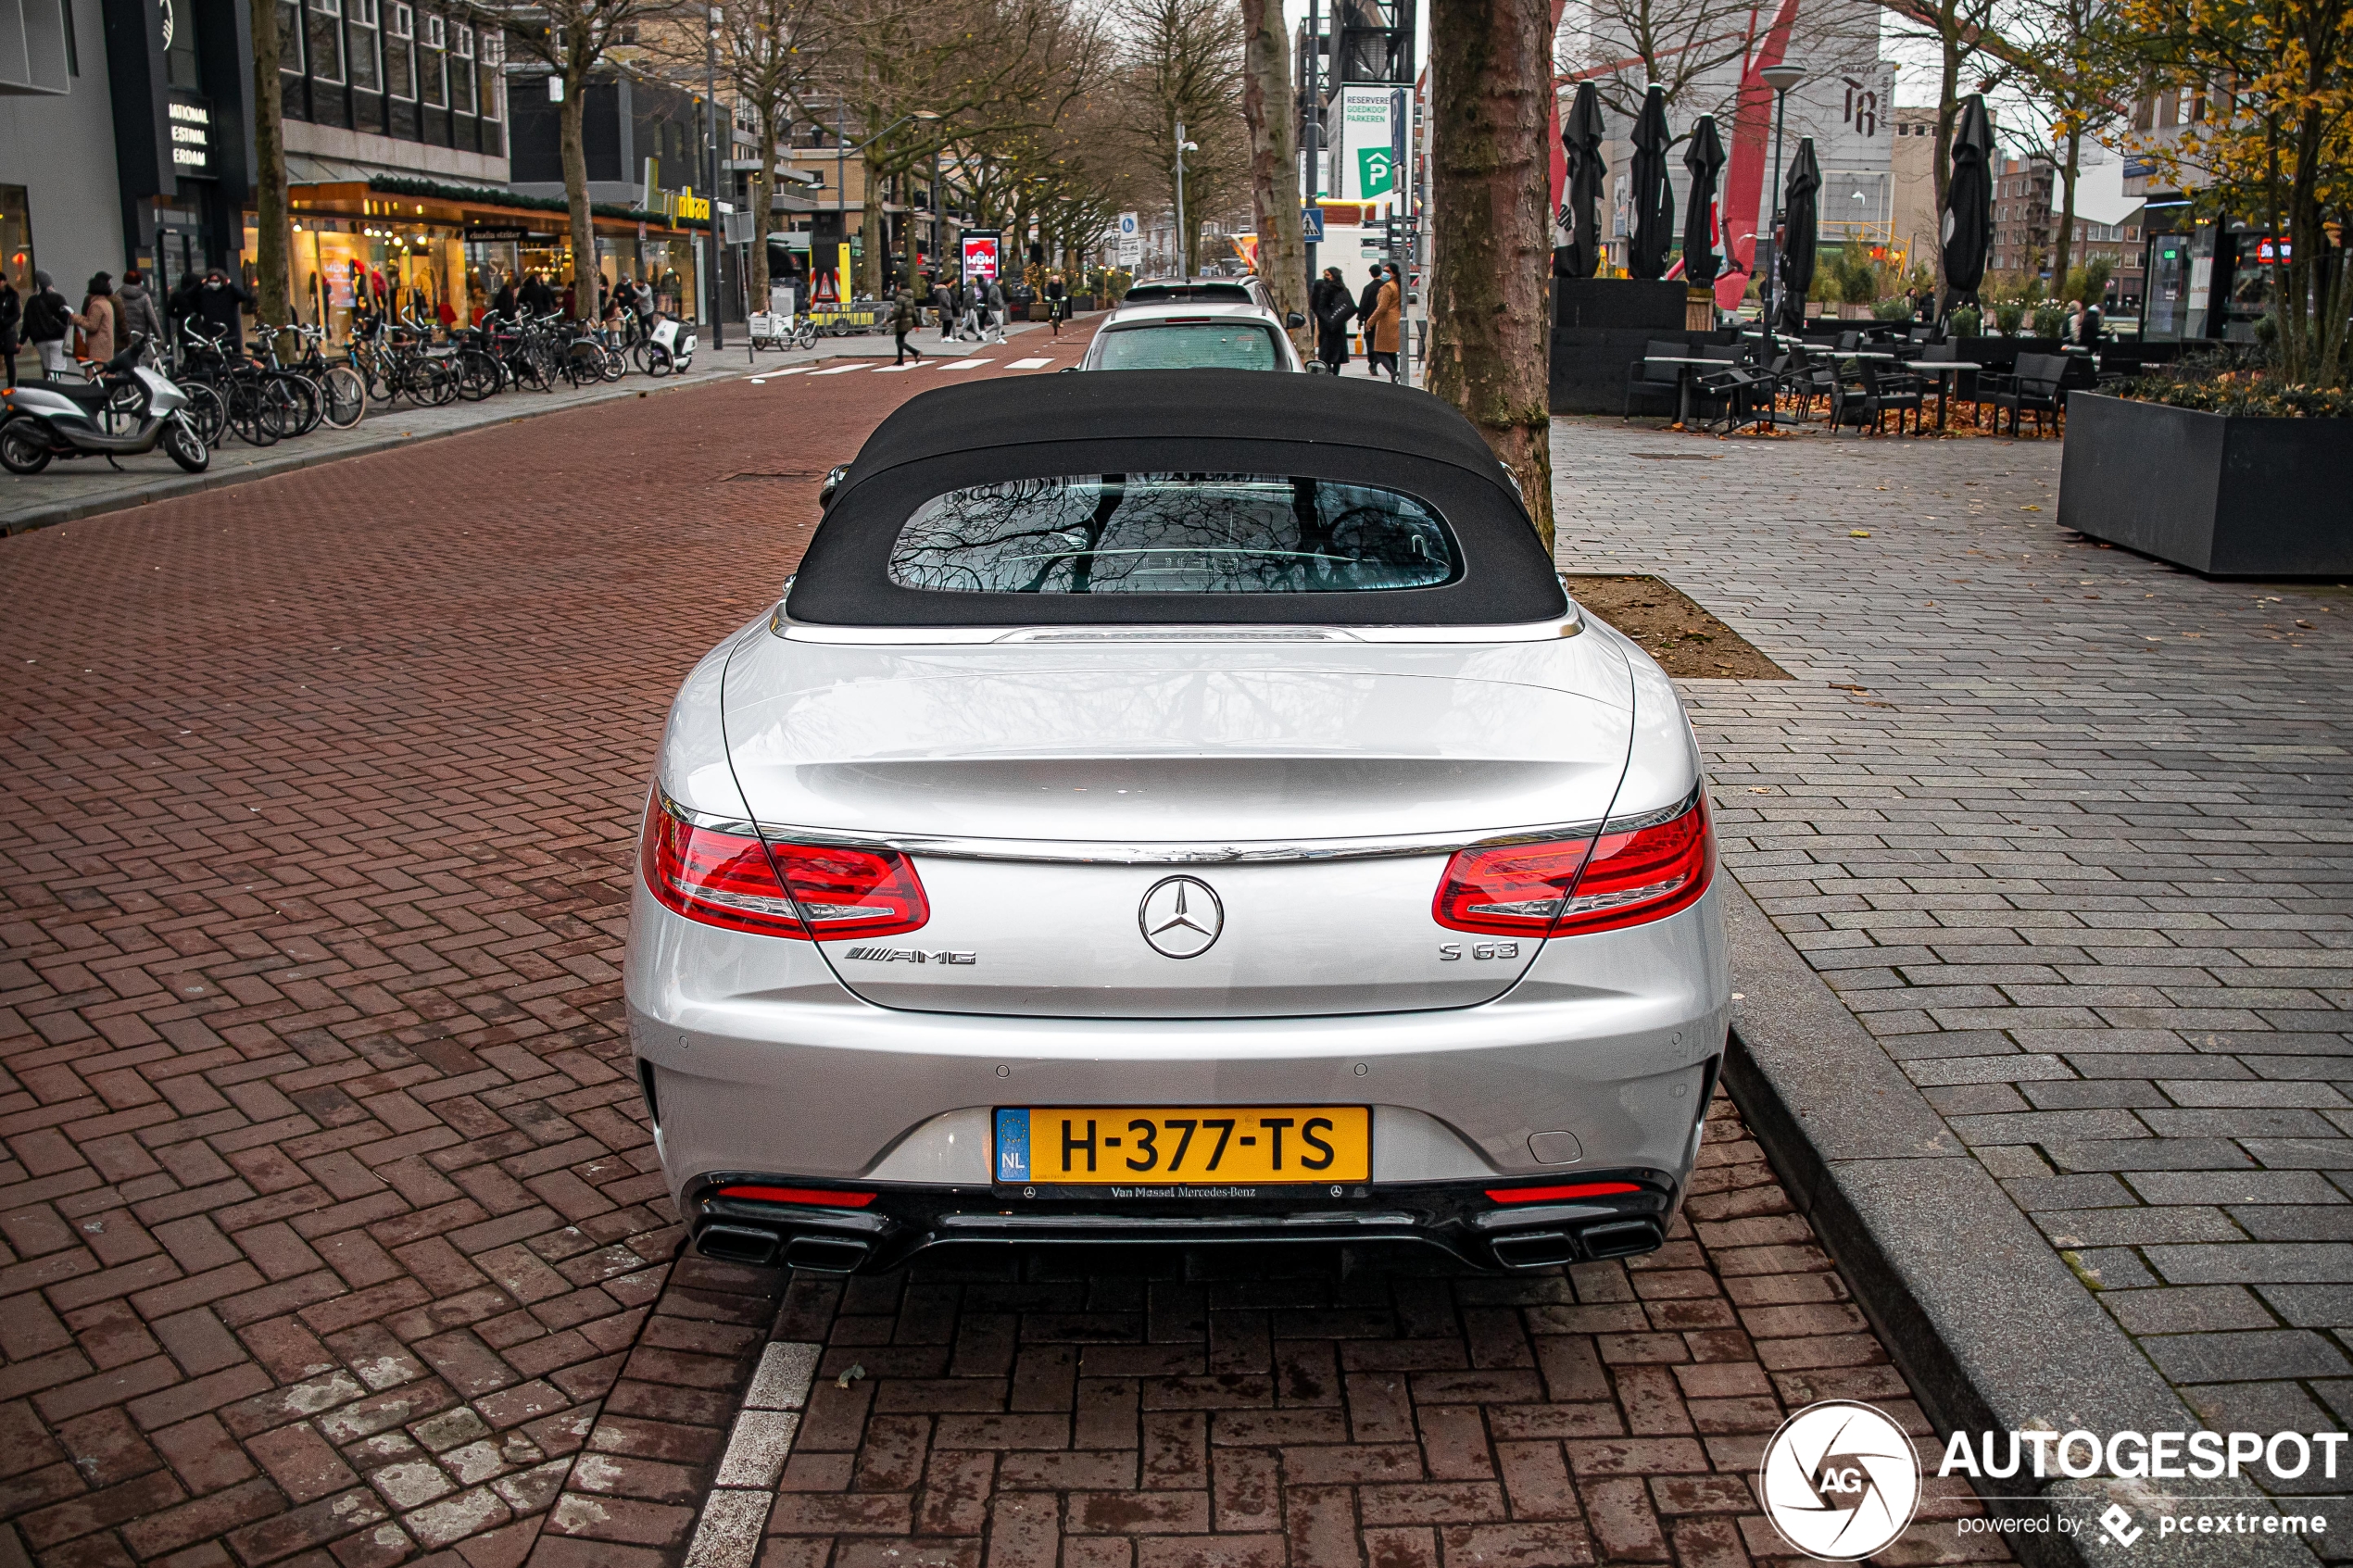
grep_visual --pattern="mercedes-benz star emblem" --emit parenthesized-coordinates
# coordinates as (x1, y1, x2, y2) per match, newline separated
(1139, 876, 1223, 960)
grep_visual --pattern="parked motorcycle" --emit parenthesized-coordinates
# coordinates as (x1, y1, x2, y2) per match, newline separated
(645, 316, 698, 377)
(0, 333, 210, 475)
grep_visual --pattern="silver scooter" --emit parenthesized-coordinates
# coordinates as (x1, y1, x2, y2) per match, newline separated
(0, 333, 210, 475)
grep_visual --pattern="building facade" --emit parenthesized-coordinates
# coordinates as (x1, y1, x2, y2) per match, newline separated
(5, 0, 137, 381)
(1890, 106, 1939, 276)
(1987, 155, 2052, 277)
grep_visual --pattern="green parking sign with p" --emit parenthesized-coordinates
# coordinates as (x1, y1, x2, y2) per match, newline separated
(1357, 146, 1395, 197)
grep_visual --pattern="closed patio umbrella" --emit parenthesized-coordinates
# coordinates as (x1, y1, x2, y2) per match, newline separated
(1628, 84, 1676, 281)
(1555, 82, 1606, 280)
(1775, 136, 1819, 333)
(1680, 113, 1725, 287)
(1941, 94, 1994, 316)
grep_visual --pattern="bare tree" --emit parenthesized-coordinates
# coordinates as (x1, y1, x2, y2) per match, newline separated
(1429, 0, 1557, 546)
(470, 0, 683, 320)
(1866, 0, 2020, 295)
(1116, 0, 1249, 272)
(2003, 0, 2131, 288)
(1239, 0, 1309, 338)
(1558, 0, 1755, 127)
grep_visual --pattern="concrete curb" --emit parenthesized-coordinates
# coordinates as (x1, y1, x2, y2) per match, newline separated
(1716, 869, 2319, 1568)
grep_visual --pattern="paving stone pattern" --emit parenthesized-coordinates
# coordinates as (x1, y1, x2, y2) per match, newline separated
(1554, 419, 2353, 1512)
(691, 1097, 2000, 1568)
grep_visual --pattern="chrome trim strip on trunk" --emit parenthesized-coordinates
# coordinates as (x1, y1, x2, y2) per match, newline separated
(767, 601, 1584, 646)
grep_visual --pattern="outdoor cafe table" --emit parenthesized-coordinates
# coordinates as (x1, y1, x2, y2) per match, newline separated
(1904, 359, 1982, 429)
(1642, 355, 1720, 424)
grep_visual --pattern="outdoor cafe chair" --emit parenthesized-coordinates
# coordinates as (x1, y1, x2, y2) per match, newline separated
(1771, 343, 1836, 420)
(1988, 352, 2066, 436)
(1856, 359, 1927, 434)
(1624, 340, 1687, 420)
(1695, 343, 1772, 432)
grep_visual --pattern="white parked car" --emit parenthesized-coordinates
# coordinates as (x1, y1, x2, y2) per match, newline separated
(1082, 288, 1309, 372)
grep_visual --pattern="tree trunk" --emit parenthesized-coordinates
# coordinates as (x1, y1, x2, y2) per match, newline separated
(559, 65, 596, 321)
(249, 0, 293, 354)
(1930, 36, 1958, 302)
(2053, 126, 2078, 295)
(749, 100, 774, 313)
(1240, 0, 1309, 349)
(1428, 0, 1555, 547)
(862, 158, 887, 298)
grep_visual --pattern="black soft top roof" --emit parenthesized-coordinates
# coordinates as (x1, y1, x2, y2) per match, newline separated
(787, 370, 1565, 628)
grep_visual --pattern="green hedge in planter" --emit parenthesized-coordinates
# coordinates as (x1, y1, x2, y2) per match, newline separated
(2116, 372, 2353, 419)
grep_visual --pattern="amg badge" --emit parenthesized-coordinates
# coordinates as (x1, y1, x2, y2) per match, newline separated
(844, 947, 977, 965)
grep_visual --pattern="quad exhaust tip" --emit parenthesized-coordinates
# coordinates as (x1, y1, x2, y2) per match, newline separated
(1491, 1218, 1662, 1270)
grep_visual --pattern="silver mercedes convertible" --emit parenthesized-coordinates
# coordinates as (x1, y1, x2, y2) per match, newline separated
(626, 370, 1730, 1273)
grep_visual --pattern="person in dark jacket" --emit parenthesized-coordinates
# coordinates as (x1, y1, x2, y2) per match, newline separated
(189, 268, 254, 354)
(889, 284, 925, 365)
(116, 269, 165, 358)
(520, 271, 557, 316)
(930, 273, 956, 340)
(1044, 272, 1067, 337)
(0, 274, 19, 387)
(1355, 267, 1386, 362)
(492, 272, 519, 319)
(1310, 266, 1355, 373)
(21, 270, 73, 378)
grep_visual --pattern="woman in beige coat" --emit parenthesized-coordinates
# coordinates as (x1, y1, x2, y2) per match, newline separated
(71, 272, 119, 370)
(1365, 269, 1402, 383)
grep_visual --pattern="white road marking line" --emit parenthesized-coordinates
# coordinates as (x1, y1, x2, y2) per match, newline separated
(810, 364, 867, 375)
(1005, 358, 1053, 370)
(765, 366, 814, 376)
(872, 363, 921, 371)
(940, 358, 995, 370)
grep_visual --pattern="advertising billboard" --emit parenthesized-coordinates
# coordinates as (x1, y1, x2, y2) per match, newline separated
(962, 232, 1002, 282)
(1339, 87, 1400, 202)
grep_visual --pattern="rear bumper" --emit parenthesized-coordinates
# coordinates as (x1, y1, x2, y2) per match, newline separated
(682, 1168, 1686, 1273)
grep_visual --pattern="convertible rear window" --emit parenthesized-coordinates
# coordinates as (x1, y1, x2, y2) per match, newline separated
(1095, 323, 1281, 371)
(886, 473, 1459, 595)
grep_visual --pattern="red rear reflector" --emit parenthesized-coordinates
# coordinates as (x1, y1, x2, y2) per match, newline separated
(642, 796, 809, 938)
(1486, 1182, 1643, 1203)
(766, 842, 929, 939)
(640, 796, 928, 941)
(1431, 793, 1715, 940)
(717, 1185, 877, 1208)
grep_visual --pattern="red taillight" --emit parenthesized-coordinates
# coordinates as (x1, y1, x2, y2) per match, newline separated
(1485, 1181, 1644, 1204)
(640, 797, 929, 941)
(765, 842, 928, 939)
(641, 797, 809, 938)
(716, 1185, 876, 1208)
(1554, 793, 1715, 936)
(1432, 837, 1595, 935)
(1432, 794, 1714, 940)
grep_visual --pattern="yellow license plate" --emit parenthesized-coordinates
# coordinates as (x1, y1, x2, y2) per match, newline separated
(996, 1107, 1370, 1185)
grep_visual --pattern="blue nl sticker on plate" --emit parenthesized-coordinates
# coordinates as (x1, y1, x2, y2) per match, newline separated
(995, 1108, 1030, 1183)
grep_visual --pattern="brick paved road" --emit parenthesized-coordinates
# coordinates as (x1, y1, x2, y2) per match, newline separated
(0, 359, 2006, 1567)
(1554, 415, 2353, 1532)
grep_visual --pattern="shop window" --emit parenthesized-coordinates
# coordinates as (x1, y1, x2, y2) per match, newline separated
(347, 0, 379, 91)
(419, 10, 445, 105)
(308, 0, 344, 83)
(386, 1, 413, 97)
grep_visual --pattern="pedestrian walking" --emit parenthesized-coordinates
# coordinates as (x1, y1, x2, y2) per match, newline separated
(70, 272, 119, 370)
(1045, 272, 1067, 337)
(189, 268, 254, 354)
(890, 282, 925, 365)
(116, 268, 164, 358)
(1355, 267, 1386, 365)
(957, 280, 984, 342)
(493, 271, 518, 318)
(22, 270, 73, 379)
(983, 276, 1007, 344)
(931, 273, 956, 340)
(0, 271, 19, 388)
(1365, 266, 1401, 382)
(1310, 266, 1354, 373)
(520, 270, 556, 316)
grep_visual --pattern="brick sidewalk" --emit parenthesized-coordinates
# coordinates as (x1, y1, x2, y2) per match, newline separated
(1554, 415, 2353, 1533)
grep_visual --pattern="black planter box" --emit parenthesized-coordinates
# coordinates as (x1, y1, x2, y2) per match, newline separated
(1554, 278, 1688, 330)
(2057, 392, 2353, 577)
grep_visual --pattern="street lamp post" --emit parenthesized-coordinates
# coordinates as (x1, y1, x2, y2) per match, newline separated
(1759, 61, 1806, 330)
(706, 5, 723, 348)
(1173, 119, 1189, 275)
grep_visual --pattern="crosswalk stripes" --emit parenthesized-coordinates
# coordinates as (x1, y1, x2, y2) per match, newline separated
(1005, 358, 1054, 370)
(940, 358, 994, 370)
(809, 363, 866, 375)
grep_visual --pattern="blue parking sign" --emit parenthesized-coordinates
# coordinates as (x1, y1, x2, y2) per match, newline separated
(1301, 206, 1326, 243)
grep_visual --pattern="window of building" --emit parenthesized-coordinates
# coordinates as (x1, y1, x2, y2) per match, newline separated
(385, 1, 414, 96)
(447, 21, 473, 110)
(419, 9, 445, 104)
(346, 0, 379, 91)
(165, 0, 202, 86)
(477, 29, 502, 119)
(308, 0, 344, 83)
(278, 0, 302, 71)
